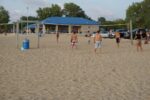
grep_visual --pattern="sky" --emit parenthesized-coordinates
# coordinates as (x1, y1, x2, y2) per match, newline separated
(0, 0, 143, 22)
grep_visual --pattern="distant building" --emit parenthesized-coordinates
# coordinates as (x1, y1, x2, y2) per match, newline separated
(28, 17, 99, 34)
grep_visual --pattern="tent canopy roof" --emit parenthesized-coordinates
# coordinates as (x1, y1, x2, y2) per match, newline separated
(41, 17, 99, 25)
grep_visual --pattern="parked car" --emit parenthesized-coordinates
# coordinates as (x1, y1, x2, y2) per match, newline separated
(115, 29, 128, 38)
(85, 33, 92, 37)
(123, 31, 130, 39)
(91, 32, 96, 37)
(108, 31, 115, 38)
(100, 31, 109, 38)
(124, 28, 146, 39)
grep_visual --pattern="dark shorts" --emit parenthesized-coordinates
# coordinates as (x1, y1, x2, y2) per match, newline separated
(116, 38, 120, 43)
(56, 34, 59, 38)
(137, 39, 142, 46)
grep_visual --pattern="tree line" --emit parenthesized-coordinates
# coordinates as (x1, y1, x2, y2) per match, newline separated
(126, 0, 150, 29)
(21, 3, 91, 21)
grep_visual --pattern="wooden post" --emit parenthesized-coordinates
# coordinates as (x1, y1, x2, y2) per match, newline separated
(36, 22, 40, 48)
(13, 23, 15, 33)
(42, 24, 46, 34)
(21, 21, 23, 34)
(68, 25, 72, 34)
(130, 20, 133, 45)
(16, 21, 19, 48)
(55, 25, 58, 33)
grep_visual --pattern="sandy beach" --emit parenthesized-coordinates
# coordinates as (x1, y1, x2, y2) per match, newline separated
(0, 33, 150, 100)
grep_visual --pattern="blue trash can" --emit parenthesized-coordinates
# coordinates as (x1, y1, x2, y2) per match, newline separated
(23, 39, 29, 49)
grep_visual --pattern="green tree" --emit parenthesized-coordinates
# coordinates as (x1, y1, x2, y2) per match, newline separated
(19, 16, 38, 29)
(114, 19, 126, 24)
(63, 2, 89, 19)
(99, 18, 127, 30)
(20, 16, 38, 21)
(126, 0, 150, 28)
(36, 4, 62, 20)
(0, 6, 9, 23)
(126, 2, 143, 28)
(98, 17, 106, 24)
(142, 0, 150, 28)
(50, 4, 62, 17)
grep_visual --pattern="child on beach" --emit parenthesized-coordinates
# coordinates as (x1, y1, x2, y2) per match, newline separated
(71, 31, 78, 49)
(115, 31, 120, 48)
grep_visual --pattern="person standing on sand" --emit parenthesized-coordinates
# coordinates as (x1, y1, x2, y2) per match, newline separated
(56, 32, 59, 43)
(135, 31, 143, 52)
(115, 31, 120, 48)
(146, 30, 150, 42)
(87, 31, 91, 44)
(145, 30, 149, 44)
(93, 30, 102, 53)
(71, 31, 78, 49)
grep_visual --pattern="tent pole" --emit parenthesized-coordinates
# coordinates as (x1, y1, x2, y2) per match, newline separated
(36, 23, 40, 48)
(16, 21, 19, 48)
(130, 20, 133, 45)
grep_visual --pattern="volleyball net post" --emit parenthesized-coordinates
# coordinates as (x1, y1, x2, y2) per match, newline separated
(130, 20, 133, 45)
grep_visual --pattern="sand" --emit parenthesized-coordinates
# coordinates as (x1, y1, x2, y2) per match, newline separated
(0, 33, 150, 100)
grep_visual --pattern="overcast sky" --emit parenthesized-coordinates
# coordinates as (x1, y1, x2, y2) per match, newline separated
(0, 0, 143, 22)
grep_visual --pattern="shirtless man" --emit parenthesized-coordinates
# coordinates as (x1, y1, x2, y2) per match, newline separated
(94, 30, 102, 53)
(115, 31, 120, 48)
(71, 31, 78, 49)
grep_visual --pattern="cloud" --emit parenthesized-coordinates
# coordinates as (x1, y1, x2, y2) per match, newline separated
(9, 9, 35, 22)
(0, 0, 4, 3)
(84, 6, 115, 21)
(57, 3, 64, 9)
(9, 0, 50, 22)
(7, 0, 125, 22)
(22, 0, 50, 7)
(9, 10, 24, 22)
